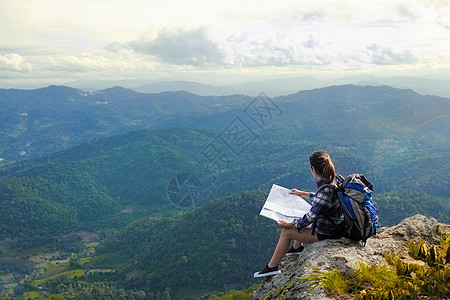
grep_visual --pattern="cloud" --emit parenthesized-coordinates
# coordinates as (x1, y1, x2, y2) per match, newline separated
(0, 53, 32, 72)
(0, 0, 449, 89)
(105, 26, 425, 69)
(397, 0, 450, 29)
(366, 43, 417, 65)
(432, 3, 450, 29)
(126, 27, 226, 66)
(303, 35, 321, 48)
(396, 3, 419, 19)
(301, 10, 326, 21)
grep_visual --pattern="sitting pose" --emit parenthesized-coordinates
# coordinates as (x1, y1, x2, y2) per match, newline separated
(254, 150, 345, 277)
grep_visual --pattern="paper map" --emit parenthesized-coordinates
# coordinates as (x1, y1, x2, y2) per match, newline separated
(259, 184, 311, 223)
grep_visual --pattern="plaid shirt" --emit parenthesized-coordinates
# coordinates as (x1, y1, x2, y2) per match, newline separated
(293, 179, 345, 237)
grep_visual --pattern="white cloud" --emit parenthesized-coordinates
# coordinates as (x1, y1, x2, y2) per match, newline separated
(303, 35, 321, 49)
(42, 49, 158, 75)
(126, 27, 226, 66)
(117, 26, 420, 68)
(396, 0, 450, 28)
(365, 44, 417, 65)
(0, 54, 32, 72)
(1, 0, 450, 87)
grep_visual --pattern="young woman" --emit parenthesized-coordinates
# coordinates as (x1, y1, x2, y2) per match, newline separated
(254, 150, 345, 277)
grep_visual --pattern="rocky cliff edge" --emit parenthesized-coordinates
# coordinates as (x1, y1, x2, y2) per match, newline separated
(251, 214, 450, 299)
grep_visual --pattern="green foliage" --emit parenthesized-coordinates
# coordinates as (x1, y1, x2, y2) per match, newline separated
(35, 273, 150, 300)
(95, 190, 280, 295)
(1, 125, 448, 251)
(375, 190, 450, 226)
(352, 261, 397, 292)
(1, 85, 450, 297)
(301, 266, 352, 296)
(208, 284, 260, 300)
(381, 234, 450, 298)
(302, 234, 450, 299)
(0, 127, 323, 250)
(0, 178, 75, 248)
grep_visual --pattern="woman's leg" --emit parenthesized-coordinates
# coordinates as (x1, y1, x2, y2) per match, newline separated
(293, 240, 302, 249)
(268, 228, 318, 268)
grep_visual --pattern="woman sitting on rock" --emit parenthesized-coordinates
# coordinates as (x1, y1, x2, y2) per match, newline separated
(254, 150, 345, 277)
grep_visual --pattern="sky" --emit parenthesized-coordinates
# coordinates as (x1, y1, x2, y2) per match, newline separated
(1, 0, 450, 88)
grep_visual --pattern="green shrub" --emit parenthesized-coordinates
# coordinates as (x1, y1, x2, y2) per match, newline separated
(209, 284, 260, 300)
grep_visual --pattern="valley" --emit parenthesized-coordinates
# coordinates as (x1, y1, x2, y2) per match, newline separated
(0, 84, 449, 299)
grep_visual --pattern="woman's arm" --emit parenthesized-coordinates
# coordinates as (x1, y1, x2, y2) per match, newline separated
(290, 188, 312, 199)
(277, 220, 295, 229)
(292, 187, 334, 231)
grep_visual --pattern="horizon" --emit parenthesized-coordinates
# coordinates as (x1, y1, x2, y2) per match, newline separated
(1, 0, 450, 91)
(3, 76, 450, 99)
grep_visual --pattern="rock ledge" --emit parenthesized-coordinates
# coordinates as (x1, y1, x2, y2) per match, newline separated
(251, 214, 449, 300)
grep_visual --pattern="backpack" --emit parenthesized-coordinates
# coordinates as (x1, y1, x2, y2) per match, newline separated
(322, 174, 379, 245)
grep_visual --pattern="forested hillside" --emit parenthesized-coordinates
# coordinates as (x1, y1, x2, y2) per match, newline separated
(94, 190, 277, 297)
(0, 84, 449, 299)
(0, 127, 332, 249)
(5, 187, 446, 299)
(90, 189, 449, 298)
(0, 85, 249, 162)
(2, 124, 448, 250)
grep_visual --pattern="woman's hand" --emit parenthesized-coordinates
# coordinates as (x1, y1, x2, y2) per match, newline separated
(277, 220, 295, 229)
(290, 188, 308, 198)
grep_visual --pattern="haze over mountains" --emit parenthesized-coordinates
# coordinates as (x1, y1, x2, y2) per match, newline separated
(61, 76, 450, 98)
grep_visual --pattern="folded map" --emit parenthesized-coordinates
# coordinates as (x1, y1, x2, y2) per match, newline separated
(259, 184, 311, 223)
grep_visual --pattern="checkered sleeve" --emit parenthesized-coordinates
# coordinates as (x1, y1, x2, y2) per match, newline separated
(292, 187, 335, 231)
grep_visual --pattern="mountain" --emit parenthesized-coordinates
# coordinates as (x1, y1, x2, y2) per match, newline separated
(1, 83, 450, 299)
(0, 178, 77, 248)
(352, 76, 450, 98)
(0, 85, 249, 162)
(157, 85, 450, 196)
(1, 84, 449, 250)
(0, 126, 307, 249)
(94, 190, 278, 297)
(2, 84, 449, 166)
(157, 84, 450, 139)
(133, 80, 238, 96)
(66, 75, 450, 98)
(11, 186, 447, 299)
(133, 77, 327, 97)
(1, 123, 448, 252)
(89, 194, 448, 298)
(225, 76, 327, 96)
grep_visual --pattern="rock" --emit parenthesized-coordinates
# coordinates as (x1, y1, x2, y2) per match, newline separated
(251, 214, 450, 300)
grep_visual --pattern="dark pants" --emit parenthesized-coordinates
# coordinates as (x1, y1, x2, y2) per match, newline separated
(316, 232, 343, 241)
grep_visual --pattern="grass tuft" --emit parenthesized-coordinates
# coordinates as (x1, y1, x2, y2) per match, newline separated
(301, 265, 352, 296)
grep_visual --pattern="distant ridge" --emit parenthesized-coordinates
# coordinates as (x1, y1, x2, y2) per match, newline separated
(64, 75, 450, 97)
(132, 77, 327, 97)
(133, 80, 239, 96)
(0, 85, 248, 162)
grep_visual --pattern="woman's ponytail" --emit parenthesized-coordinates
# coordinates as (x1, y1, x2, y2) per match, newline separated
(309, 150, 336, 183)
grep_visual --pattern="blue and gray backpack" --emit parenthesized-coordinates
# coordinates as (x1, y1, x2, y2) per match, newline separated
(323, 174, 379, 245)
